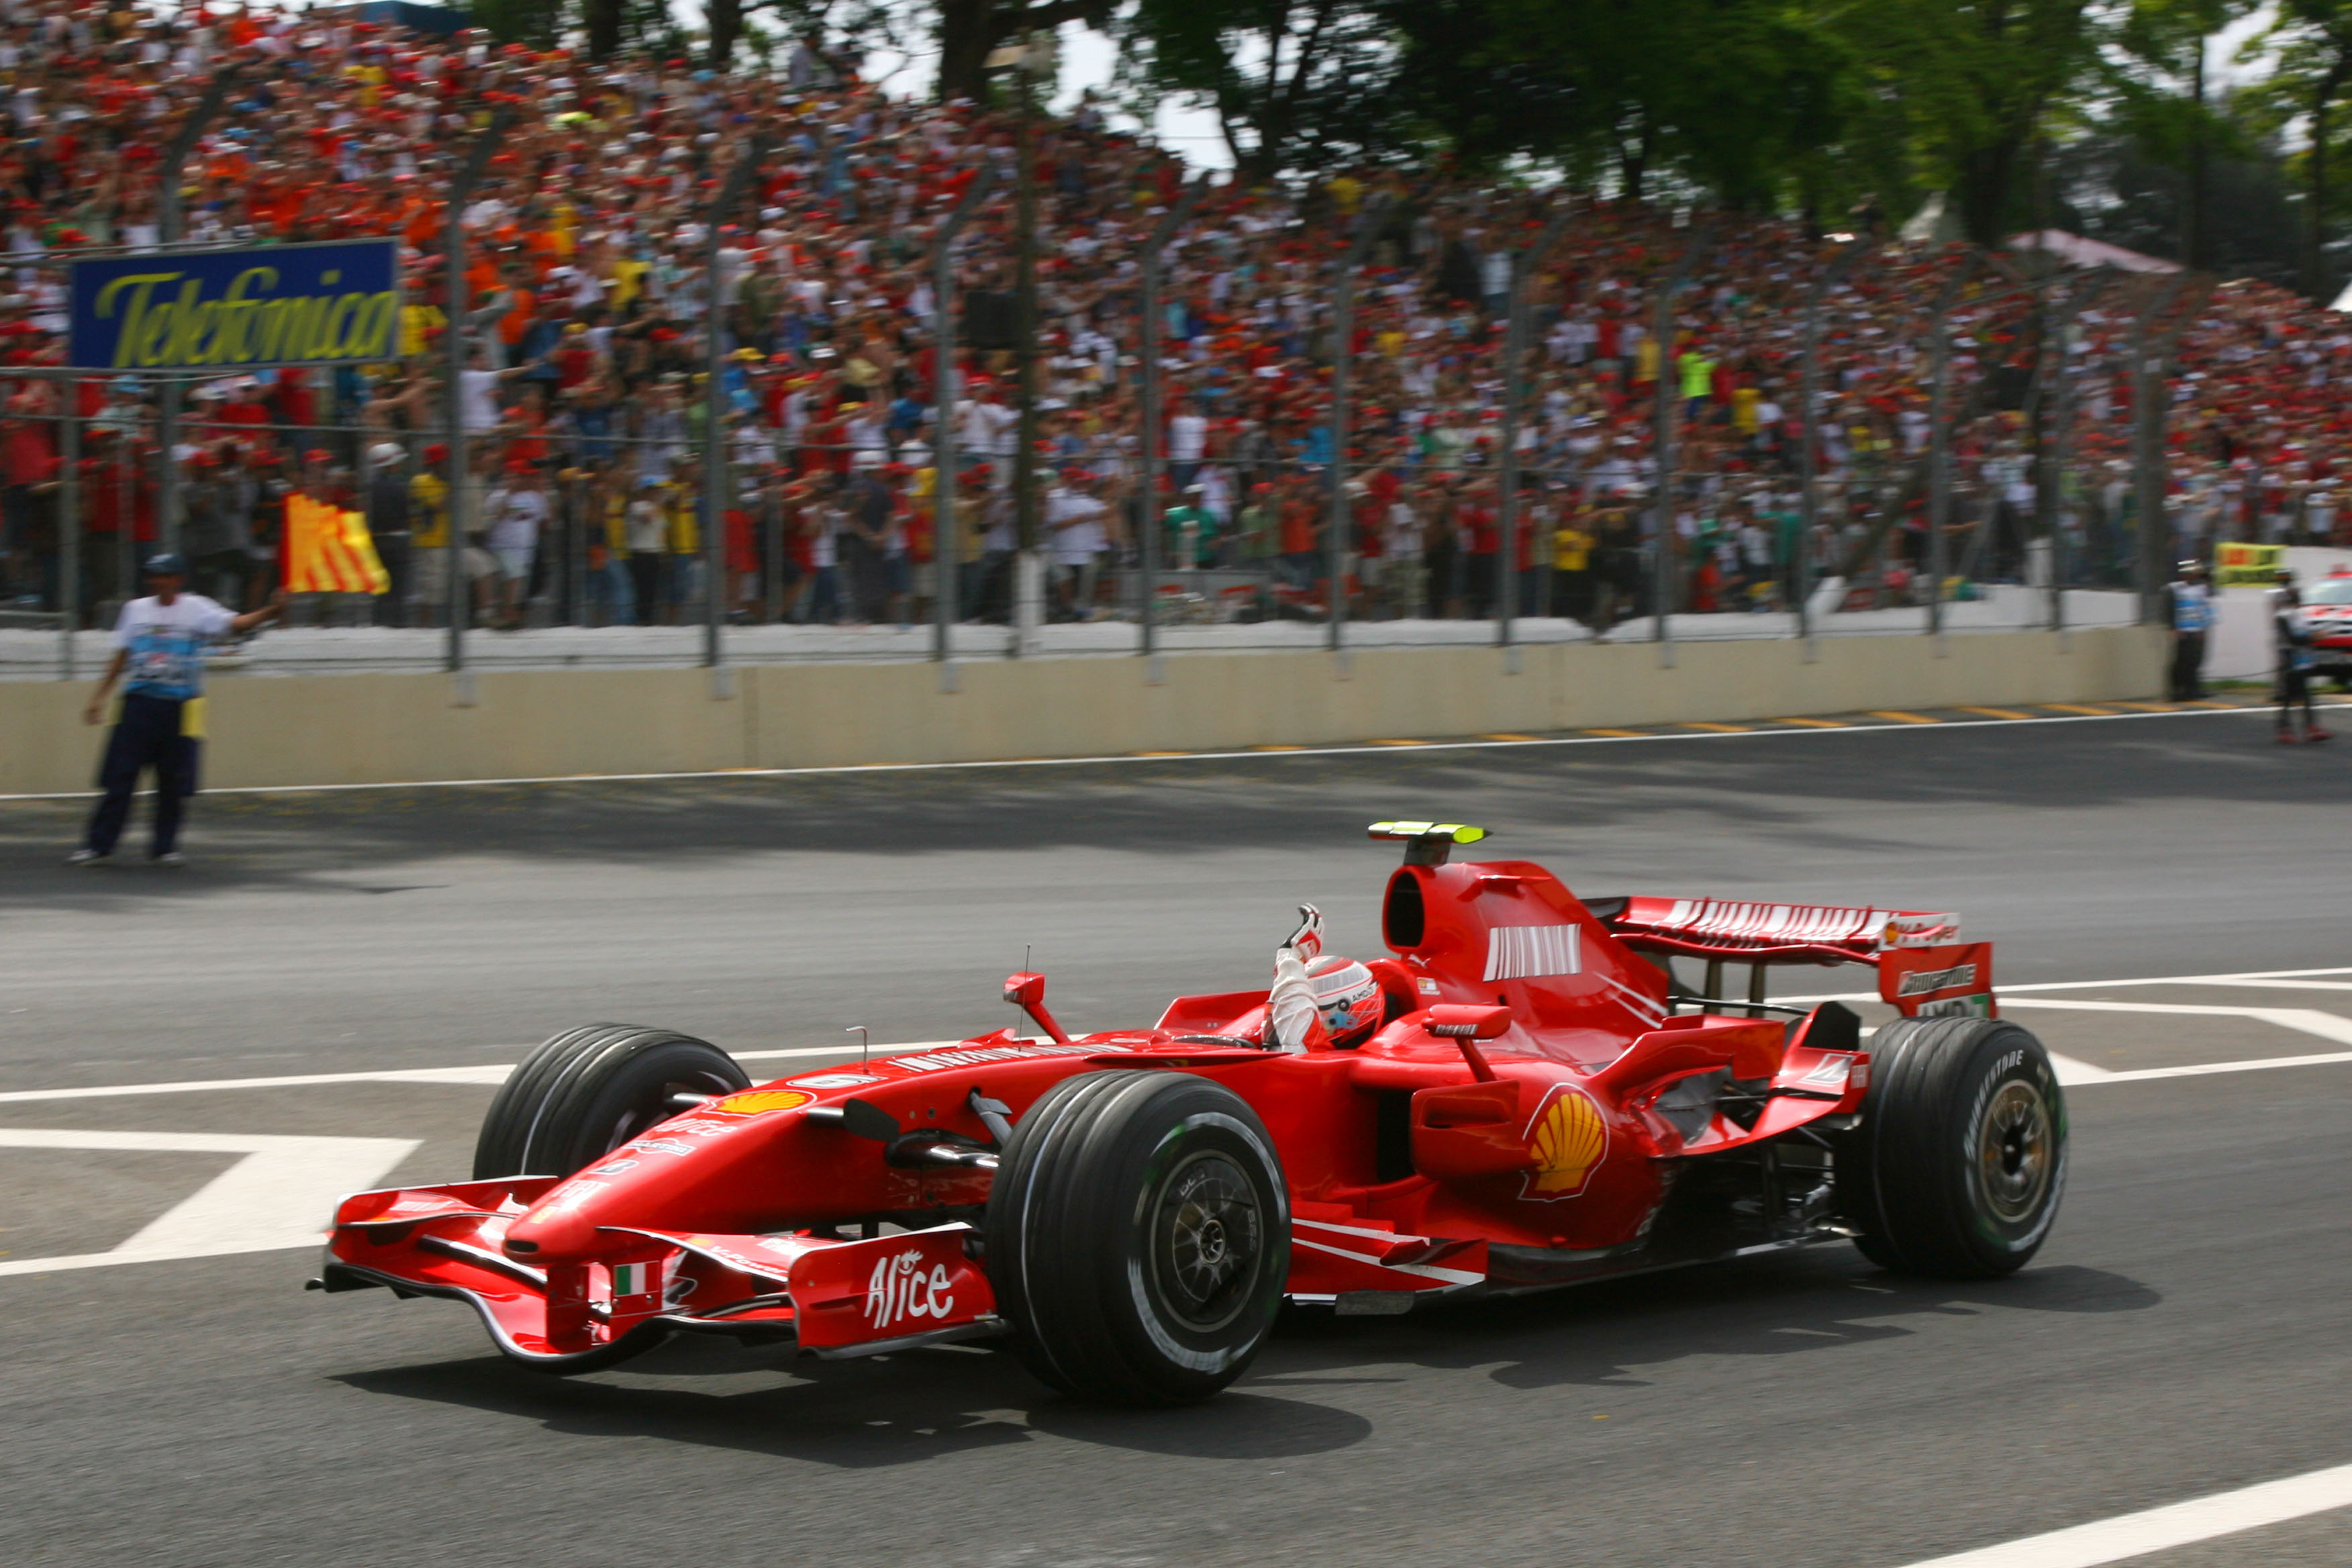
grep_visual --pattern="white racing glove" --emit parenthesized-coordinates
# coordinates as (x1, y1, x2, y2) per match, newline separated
(1265, 903, 1324, 1054)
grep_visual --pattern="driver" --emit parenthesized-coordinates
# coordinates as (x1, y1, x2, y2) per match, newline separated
(1264, 904, 1386, 1053)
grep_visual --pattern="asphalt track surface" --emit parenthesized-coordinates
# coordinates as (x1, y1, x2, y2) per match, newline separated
(3, 707, 2348, 1567)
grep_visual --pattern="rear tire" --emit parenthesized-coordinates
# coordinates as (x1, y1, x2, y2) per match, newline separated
(1838, 1016, 2067, 1277)
(984, 1070, 1289, 1405)
(473, 1024, 750, 1180)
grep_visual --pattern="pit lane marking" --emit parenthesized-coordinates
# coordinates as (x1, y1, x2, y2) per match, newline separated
(0, 1129, 418, 1277)
(1891, 1457, 2352, 1567)
(0, 698, 2322, 802)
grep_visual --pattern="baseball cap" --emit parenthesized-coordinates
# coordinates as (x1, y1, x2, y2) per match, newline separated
(142, 552, 187, 576)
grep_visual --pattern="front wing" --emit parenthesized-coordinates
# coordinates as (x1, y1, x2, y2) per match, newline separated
(315, 1179, 1003, 1367)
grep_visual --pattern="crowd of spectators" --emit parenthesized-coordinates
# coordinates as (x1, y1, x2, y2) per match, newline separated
(0, 3, 2346, 637)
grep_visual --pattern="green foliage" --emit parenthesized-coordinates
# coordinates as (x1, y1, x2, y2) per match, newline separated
(1826, 0, 2102, 243)
(1117, 0, 1407, 177)
(473, 0, 569, 47)
(1384, 0, 1851, 206)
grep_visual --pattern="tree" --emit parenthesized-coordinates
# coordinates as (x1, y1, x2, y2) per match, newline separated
(2111, 0, 2257, 266)
(936, 0, 1117, 104)
(2253, 0, 2352, 300)
(1373, 0, 1851, 205)
(1117, 0, 1402, 179)
(473, 0, 569, 48)
(1830, 0, 2101, 246)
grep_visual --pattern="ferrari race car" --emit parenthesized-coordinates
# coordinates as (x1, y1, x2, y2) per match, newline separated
(2305, 567, 2352, 685)
(314, 822, 2067, 1404)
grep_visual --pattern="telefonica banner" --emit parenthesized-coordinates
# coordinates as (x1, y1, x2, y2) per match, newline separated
(68, 238, 399, 371)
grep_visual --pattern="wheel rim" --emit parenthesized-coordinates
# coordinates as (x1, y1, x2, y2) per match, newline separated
(1149, 1150, 1264, 1334)
(1976, 1080, 2053, 1224)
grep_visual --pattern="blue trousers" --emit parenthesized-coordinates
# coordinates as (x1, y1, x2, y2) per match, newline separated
(86, 693, 197, 856)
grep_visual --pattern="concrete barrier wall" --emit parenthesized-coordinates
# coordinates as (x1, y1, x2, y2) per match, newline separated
(3, 626, 2166, 795)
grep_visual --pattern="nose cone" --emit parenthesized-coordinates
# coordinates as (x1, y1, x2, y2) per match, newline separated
(503, 1208, 600, 1263)
(503, 1176, 619, 1263)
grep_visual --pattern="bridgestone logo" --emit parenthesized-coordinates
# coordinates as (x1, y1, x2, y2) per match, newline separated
(1898, 963, 1978, 997)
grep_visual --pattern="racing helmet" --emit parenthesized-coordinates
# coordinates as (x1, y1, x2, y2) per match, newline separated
(1307, 955, 1383, 1048)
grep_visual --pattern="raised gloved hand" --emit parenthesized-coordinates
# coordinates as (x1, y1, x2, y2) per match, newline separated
(1281, 903, 1324, 963)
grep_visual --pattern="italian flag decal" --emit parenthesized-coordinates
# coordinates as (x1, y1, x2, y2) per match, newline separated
(613, 1263, 653, 1296)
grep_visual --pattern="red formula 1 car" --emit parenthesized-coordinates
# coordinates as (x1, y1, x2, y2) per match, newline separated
(2306, 567, 2352, 687)
(314, 823, 2068, 1404)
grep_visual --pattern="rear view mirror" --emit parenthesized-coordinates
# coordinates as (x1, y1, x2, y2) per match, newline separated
(1426, 1004, 1512, 1040)
(1002, 971, 1071, 1045)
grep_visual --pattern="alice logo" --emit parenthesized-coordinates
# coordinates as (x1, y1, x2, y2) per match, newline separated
(1524, 1089, 1607, 1199)
(866, 1247, 957, 1330)
(93, 266, 397, 369)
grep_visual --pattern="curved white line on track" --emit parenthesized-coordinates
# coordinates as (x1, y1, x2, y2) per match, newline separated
(0, 698, 2296, 802)
(1892, 1459, 2352, 1567)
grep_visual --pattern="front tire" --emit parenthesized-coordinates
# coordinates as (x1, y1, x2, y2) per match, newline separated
(473, 1024, 750, 1180)
(984, 1070, 1289, 1405)
(1837, 1016, 2067, 1277)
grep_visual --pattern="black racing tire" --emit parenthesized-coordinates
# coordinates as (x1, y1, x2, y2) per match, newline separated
(1837, 1016, 2067, 1278)
(983, 1069, 1289, 1406)
(472, 1024, 750, 1180)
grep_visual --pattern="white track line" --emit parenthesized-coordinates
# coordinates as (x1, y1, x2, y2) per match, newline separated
(1893, 1459, 2352, 1567)
(2098, 1050, 2352, 1083)
(0, 1128, 419, 1277)
(1998, 1000, 2352, 1049)
(0, 1042, 961, 1106)
(1786, 967, 2352, 1004)
(2157, 978, 2352, 992)
(0, 700, 2287, 802)
(2000, 967, 2352, 994)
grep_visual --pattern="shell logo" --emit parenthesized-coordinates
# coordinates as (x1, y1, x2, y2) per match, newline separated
(1523, 1089, 1608, 1199)
(705, 1089, 816, 1117)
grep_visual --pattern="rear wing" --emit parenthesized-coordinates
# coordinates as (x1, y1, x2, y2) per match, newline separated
(1599, 896, 1995, 1018)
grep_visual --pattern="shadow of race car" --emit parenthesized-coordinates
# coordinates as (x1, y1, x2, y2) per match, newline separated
(313, 822, 2067, 1404)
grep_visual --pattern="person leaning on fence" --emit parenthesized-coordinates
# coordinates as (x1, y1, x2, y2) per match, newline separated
(71, 554, 285, 868)
(365, 444, 413, 627)
(408, 444, 451, 626)
(625, 477, 670, 625)
(2271, 570, 2330, 744)
(2167, 558, 2213, 701)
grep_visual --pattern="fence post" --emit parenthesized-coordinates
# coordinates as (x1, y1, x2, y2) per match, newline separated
(1498, 203, 1576, 651)
(58, 386, 79, 678)
(1924, 259, 1977, 644)
(1326, 194, 1391, 655)
(115, 434, 134, 624)
(703, 136, 769, 673)
(442, 109, 512, 679)
(2129, 273, 2204, 622)
(2041, 272, 2112, 636)
(567, 467, 587, 627)
(1651, 222, 1713, 666)
(152, 70, 236, 558)
(926, 166, 997, 675)
(1138, 176, 1209, 667)
(1795, 240, 1861, 652)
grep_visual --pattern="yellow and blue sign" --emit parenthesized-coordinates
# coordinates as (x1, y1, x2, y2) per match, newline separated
(2214, 541, 2286, 589)
(69, 239, 399, 371)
